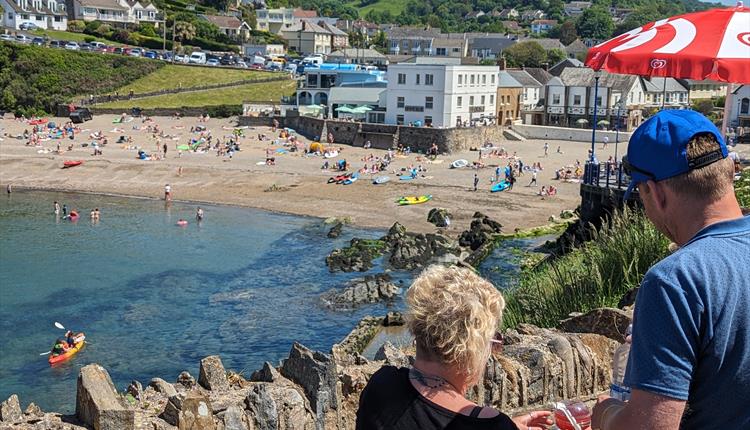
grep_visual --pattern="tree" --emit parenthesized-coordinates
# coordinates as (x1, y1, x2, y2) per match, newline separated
(576, 7, 614, 40)
(547, 0, 565, 20)
(556, 20, 578, 45)
(546, 48, 566, 65)
(173, 22, 196, 43)
(692, 99, 714, 116)
(371, 30, 387, 52)
(504, 41, 547, 67)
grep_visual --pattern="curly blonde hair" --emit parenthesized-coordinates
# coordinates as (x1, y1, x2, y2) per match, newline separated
(406, 265, 505, 381)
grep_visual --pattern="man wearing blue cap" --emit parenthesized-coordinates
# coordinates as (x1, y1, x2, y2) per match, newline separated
(592, 110, 750, 430)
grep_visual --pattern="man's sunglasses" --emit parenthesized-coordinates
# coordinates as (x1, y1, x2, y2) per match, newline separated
(622, 156, 655, 180)
(490, 332, 504, 354)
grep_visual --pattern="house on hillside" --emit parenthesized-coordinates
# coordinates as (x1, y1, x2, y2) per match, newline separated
(319, 20, 348, 51)
(253, 7, 316, 33)
(468, 36, 516, 60)
(676, 79, 728, 101)
(67, 0, 159, 26)
(531, 19, 557, 34)
(520, 10, 545, 22)
(546, 68, 645, 131)
(502, 21, 521, 32)
(0, 0, 68, 30)
(496, 8, 519, 19)
(327, 48, 387, 66)
(564, 1, 592, 17)
(641, 77, 688, 108)
(385, 26, 441, 55)
(466, 10, 485, 19)
(336, 19, 380, 39)
(281, 19, 332, 55)
(201, 14, 251, 42)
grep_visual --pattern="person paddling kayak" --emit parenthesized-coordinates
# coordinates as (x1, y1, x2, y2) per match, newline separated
(51, 339, 67, 357)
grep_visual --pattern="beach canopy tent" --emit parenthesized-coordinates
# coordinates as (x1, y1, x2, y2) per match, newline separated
(299, 104, 325, 117)
(576, 118, 589, 124)
(598, 120, 610, 125)
(335, 105, 354, 113)
(351, 105, 373, 114)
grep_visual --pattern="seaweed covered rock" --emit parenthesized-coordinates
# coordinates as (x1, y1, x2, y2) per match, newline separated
(389, 232, 461, 270)
(427, 208, 451, 228)
(322, 274, 401, 308)
(326, 238, 387, 272)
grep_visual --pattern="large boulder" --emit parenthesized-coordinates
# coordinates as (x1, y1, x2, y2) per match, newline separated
(389, 232, 460, 270)
(245, 383, 309, 430)
(279, 343, 339, 424)
(75, 364, 135, 430)
(459, 213, 503, 251)
(327, 222, 343, 239)
(149, 378, 177, 398)
(326, 238, 386, 272)
(249, 362, 282, 383)
(0, 394, 22, 423)
(161, 392, 215, 430)
(559, 307, 633, 342)
(322, 274, 401, 308)
(383, 311, 405, 326)
(198, 356, 230, 392)
(219, 405, 250, 430)
(427, 208, 451, 228)
(374, 342, 412, 368)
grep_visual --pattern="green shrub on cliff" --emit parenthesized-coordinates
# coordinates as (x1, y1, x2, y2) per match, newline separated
(0, 42, 163, 116)
(502, 208, 670, 329)
(736, 169, 750, 209)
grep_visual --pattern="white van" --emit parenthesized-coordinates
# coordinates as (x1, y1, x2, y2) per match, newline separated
(301, 56, 323, 66)
(189, 52, 207, 64)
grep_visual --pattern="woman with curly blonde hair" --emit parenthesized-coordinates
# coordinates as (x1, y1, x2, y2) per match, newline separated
(356, 265, 551, 430)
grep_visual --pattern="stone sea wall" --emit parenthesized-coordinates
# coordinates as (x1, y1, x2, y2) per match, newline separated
(0, 308, 627, 430)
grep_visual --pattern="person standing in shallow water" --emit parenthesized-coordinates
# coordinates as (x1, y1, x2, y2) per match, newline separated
(54, 201, 60, 215)
(356, 265, 552, 430)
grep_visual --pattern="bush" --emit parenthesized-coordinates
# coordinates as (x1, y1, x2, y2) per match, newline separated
(94, 24, 112, 37)
(204, 104, 243, 118)
(84, 20, 102, 33)
(138, 36, 173, 50)
(83, 36, 96, 43)
(68, 20, 85, 33)
(113, 30, 131, 43)
(138, 23, 157, 38)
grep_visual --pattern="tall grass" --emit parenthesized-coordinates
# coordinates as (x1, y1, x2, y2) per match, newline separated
(736, 169, 750, 209)
(502, 208, 670, 329)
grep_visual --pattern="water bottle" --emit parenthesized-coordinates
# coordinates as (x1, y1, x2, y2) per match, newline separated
(609, 324, 632, 401)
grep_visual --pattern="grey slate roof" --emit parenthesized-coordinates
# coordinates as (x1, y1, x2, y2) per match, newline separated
(506, 70, 542, 88)
(328, 48, 385, 59)
(468, 36, 517, 53)
(559, 68, 639, 94)
(498, 71, 523, 88)
(524, 67, 553, 85)
(529, 38, 565, 50)
(386, 27, 441, 39)
(641, 77, 687, 93)
(549, 57, 584, 76)
(565, 39, 589, 54)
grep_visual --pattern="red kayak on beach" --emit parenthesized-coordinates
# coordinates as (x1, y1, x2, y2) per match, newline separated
(29, 119, 48, 125)
(63, 160, 83, 168)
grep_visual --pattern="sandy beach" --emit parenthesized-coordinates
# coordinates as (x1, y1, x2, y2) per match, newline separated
(3, 114, 744, 234)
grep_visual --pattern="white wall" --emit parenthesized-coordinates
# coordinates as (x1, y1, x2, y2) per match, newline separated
(513, 123, 632, 143)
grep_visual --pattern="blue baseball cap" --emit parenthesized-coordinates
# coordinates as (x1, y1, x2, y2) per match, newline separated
(623, 110, 727, 200)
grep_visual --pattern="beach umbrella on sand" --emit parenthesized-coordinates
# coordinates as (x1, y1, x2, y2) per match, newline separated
(598, 120, 610, 125)
(576, 118, 589, 124)
(585, 2, 750, 140)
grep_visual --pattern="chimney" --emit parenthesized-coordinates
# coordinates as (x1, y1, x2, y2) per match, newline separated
(301, 21, 306, 31)
(498, 56, 507, 70)
(542, 62, 549, 71)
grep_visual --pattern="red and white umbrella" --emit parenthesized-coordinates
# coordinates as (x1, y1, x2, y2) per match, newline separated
(585, 3, 750, 83)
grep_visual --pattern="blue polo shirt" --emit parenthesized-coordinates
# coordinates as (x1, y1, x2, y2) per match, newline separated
(624, 215, 750, 429)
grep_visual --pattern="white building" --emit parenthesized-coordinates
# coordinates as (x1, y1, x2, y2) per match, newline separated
(67, 0, 158, 26)
(385, 58, 499, 128)
(254, 7, 316, 33)
(728, 84, 750, 131)
(0, 0, 67, 30)
(641, 77, 688, 108)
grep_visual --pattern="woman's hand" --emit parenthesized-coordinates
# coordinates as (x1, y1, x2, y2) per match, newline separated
(512, 410, 553, 430)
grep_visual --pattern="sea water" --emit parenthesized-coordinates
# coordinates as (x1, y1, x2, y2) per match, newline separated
(0, 191, 404, 412)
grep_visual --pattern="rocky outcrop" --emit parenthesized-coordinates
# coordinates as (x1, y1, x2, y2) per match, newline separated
(149, 378, 178, 397)
(427, 208, 451, 228)
(374, 342, 412, 368)
(245, 383, 309, 430)
(327, 223, 343, 239)
(389, 232, 461, 269)
(383, 311, 405, 327)
(459, 212, 503, 251)
(250, 362, 282, 383)
(279, 343, 339, 428)
(0, 394, 22, 423)
(560, 307, 633, 343)
(326, 238, 387, 272)
(76, 364, 135, 430)
(177, 371, 196, 389)
(161, 391, 215, 429)
(322, 274, 401, 308)
(199, 356, 230, 392)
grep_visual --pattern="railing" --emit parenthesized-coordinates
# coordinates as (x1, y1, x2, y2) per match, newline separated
(582, 161, 630, 189)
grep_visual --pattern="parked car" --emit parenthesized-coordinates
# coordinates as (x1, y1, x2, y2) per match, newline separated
(144, 50, 158, 59)
(80, 43, 93, 51)
(173, 54, 189, 63)
(1, 34, 15, 42)
(188, 51, 207, 64)
(31, 37, 45, 46)
(89, 41, 106, 50)
(64, 41, 80, 50)
(49, 40, 64, 48)
(249, 63, 264, 70)
(220, 54, 236, 65)
(206, 58, 220, 66)
(19, 22, 38, 30)
(129, 48, 142, 57)
(236, 60, 248, 68)
(15, 34, 32, 44)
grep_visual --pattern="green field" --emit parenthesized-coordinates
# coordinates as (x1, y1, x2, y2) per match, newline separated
(95, 79, 296, 109)
(115, 65, 281, 94)
(32, 29, 125, 46)
(346, 0, 406, 16)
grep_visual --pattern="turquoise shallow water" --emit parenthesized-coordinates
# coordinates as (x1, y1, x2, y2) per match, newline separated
(0, 191, 407, 412)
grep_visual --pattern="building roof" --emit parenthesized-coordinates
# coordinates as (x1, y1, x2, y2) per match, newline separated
(498, 71, 523, 88)
(678, 79, 728, 86)
(329, 87, 385, 105)
(293, 8, 317, 18)
(548, 57, 584, 76)
(532, 19, 558, 25)
(321, 21, 347, 36)
(403, 57, 462, 65)
(76, 0, 127, 10)
(502, 21, 521, 31)
(559, 68, 639, 94)
(506, 70, 542, 88)
(432, 38, 466, 48)
(546, 76, 564, 86)
(565, 39, 589, 54)
(466, 10, 485, 18)
(328, 48, 386, 59)
(524, 67, 553, 85)
(284, 19, 329, 34)
(202, 14, 243, 29)
(641, 77, 687, 93)
(468, 36, 517, 52)
(385, 54, 417, 63)
(3, 0, 68, 15)
(386, 26, 441, 39)
(530, 38, 566, 50)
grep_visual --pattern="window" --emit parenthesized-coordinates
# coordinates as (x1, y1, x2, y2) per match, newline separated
(424, 116, 432, 126)
(742, 98, 750, 114)
(456, 116, 462, 126)
(397, 97, 405, 108)
(482, 74, 486, 85)
(574, 95, 581, 105)
(416, 74, 420, 85)
(595, 96, 602, 106)
(452, 47, 460, 53)
(457, 96, 462, 107)
(54, 16, 61, 22)
(491, 74, 495, 84)
(436, 47, 446, 56)
(21, 14, 29, 19)
(458, 75, 463, 86)
(398, 73, 406, 85)
(490, 95, 494, 104)
(307, 74, 318, 87)
(470, 96, 475, 106)
(8, 13, 13, 19)
(470, 74, 475, 85)
(396, 114, 404, 125)
(425, 74, 434, 85)
(425, 96, 433, 109)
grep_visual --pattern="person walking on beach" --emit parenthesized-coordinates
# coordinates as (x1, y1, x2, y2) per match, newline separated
(62, 204, 68, 216)
(162, 142, 168, 158)
(592, 110, 750, 430)
(528, 169, 538, 187)
(473, 173, 479, 192)
(602, 135, 609, 149)
(543, 142, 549, 157)
(164, 184, 172, 201)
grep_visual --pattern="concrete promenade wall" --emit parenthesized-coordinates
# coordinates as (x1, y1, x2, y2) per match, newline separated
(513, 124, 633, 143)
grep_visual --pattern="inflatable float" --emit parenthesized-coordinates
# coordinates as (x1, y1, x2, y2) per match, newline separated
(491, 181, 511, 193)
(373, 176, 390, 184)
(450, 159, 469, 169)
(397, 195, 433, 206)
(343, 173, 359, 185)
(62, 160, 83, 168)
(176, 220, 188, 227)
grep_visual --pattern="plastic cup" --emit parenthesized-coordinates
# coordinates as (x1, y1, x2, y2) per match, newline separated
(554, 401, 592, 430)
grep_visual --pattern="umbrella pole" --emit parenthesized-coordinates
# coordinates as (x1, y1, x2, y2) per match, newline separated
(721, 85, 733, 140)
(591, 73, 600, 161)
(661, 78, 667, 109)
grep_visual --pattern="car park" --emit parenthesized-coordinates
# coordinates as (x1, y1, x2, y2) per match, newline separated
(19, 22, 38, 31)
(49, 40, 64, 48)
(144, 50, 158, 59)
(64, 41, 80, 50)
(189, 51, 207, 64)
(173, 54, 189, 63)
(80, 43, 93, 51)
(236, 60, 248, 68)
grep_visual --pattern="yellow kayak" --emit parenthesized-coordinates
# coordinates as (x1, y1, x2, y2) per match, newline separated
(48, 333, 86, 365)
(397, 195, 433, 205)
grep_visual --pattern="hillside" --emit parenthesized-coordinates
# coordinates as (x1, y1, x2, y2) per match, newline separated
(0, 42, 163, 116)
(114, 65, 281, 94)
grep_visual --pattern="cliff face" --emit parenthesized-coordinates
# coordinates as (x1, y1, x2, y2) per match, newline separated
(0, 316, 620, 430)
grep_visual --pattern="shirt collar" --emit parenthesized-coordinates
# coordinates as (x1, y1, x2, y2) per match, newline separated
(684, 215, 750, 247)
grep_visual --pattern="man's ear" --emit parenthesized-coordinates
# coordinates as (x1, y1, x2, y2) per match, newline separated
(645, 180, 669, 211)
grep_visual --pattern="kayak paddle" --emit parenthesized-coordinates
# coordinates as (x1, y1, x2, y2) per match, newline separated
(54, 322, 65, 330)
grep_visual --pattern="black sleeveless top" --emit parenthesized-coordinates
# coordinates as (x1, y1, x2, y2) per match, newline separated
(356, 366, 518, 430)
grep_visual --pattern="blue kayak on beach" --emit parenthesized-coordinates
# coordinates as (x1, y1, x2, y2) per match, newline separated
(343, 173, 359, 185)
(491, 181, 511, 193)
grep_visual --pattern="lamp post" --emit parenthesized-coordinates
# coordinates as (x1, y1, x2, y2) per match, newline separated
(614, 99, 625, 162)
(590, 70, 601, 162)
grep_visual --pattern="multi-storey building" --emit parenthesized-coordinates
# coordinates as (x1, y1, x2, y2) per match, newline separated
(0, 0, 67, 30)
